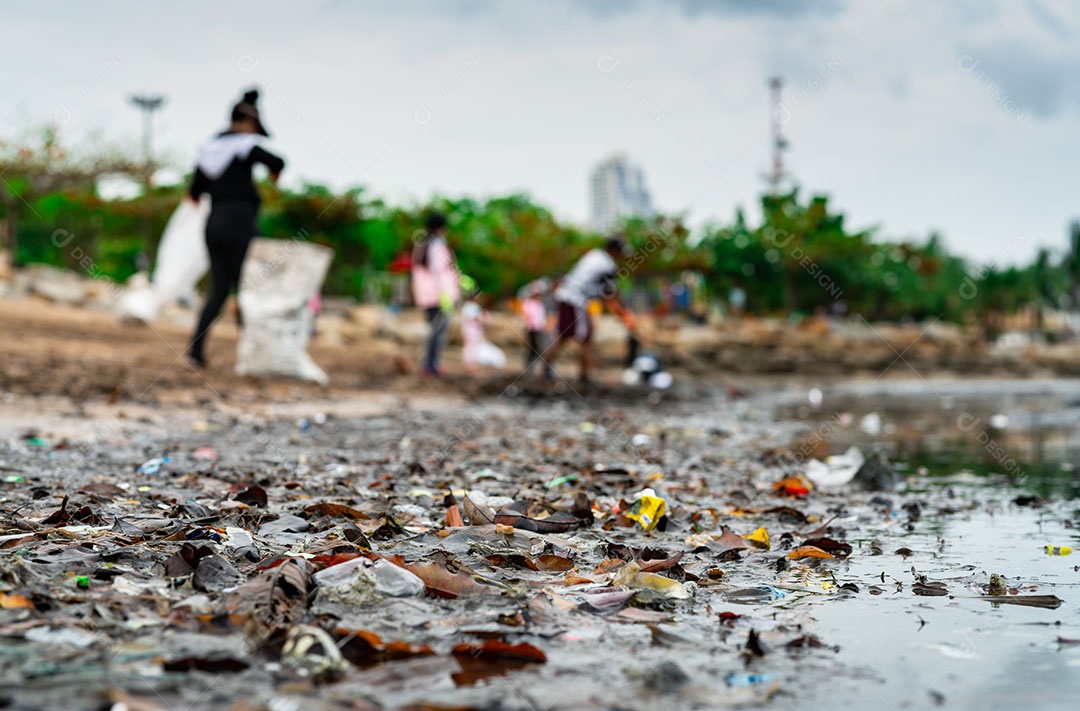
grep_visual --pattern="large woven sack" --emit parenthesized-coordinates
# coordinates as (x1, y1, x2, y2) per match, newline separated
(236, 238, 334, 384)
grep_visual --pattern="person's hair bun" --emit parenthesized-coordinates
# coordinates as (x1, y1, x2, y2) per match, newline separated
(242, 89, 259, 105)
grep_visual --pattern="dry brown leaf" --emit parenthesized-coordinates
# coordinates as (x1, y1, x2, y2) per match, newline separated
(0, 592, 34, 610)
(333, 627, 435, 666)
(225, 557, 311, 632)
(452, 640, 546, 662)
(637, 552, 684, 573)
(463, 494, 496, 525)
(614, 607, 672, 623)
(534, 554, 575, 572)
(561, 572, 595, 586)
(405, 562, 497, 598)
(594, 558, 627, 575)
(304, 502, 366, 519)
(787, 545, 835, 560)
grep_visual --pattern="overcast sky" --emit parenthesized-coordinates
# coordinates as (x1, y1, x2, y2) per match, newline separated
(2, 0, 1077, 263)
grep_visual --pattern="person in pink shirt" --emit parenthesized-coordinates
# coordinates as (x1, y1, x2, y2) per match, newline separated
(520, 282, 553, 378)
(411, 212, 460, 377)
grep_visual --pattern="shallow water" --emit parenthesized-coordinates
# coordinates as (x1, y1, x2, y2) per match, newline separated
(801, 501, 1079, 710)
(777, 378, 1080, 709)
(783, 378, 1080, 500)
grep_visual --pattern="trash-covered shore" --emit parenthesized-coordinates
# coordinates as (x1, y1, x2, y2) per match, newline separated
(1, 383, 1077, 711)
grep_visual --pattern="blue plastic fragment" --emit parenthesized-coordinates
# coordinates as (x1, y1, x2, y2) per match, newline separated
(185, 528, 222, 542)
(725, 672, 776, 687)
(137, 457, 170, 475)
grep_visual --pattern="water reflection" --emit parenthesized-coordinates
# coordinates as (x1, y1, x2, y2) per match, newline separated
(809, 506, 1079, 711)
(782, 379, 1080, 499)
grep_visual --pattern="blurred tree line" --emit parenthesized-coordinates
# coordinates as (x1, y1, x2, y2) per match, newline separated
(1, 127, 1075, 325)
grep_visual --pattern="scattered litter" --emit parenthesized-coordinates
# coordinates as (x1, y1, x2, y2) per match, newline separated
(805, 446, 864, 488)
(136, 456, 170, 475)
(24, 626, 99, 648)
(742, 527, 771, 550)
(626, 488, 666, 531)
(979, 595, 1063, 609)
(726, 671, 775, 687)
(544, 473, 579, 489)
(281, 625, 348, 680)
(0, 385, 1072, 709)
(612, 561, 689, 601)
(860, 412, 882, 436)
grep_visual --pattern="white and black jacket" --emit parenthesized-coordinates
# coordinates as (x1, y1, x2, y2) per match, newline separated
(189, 131, 285, 205)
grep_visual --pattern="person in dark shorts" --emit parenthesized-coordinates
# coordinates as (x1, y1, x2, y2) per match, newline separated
(542, 235, 635, 383)
(186, 89, 285, 368)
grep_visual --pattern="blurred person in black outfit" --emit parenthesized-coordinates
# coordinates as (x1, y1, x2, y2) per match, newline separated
(186, 89, 285, 368)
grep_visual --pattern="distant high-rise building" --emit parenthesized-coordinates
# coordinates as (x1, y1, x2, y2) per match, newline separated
(590, 154, 653, 232)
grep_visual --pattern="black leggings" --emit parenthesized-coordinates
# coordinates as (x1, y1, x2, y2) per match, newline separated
(189, 201, 257, 359)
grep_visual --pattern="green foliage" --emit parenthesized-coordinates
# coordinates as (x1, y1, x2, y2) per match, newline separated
(696, 190, 1056, 323)
(1, 127, 1071, 324)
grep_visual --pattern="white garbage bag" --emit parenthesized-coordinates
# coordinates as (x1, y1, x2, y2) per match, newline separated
(117, 271, 155, 320)
(235, 238, 334, 384)
(118, 199, 210, 322)
(473, 340, 507, 368)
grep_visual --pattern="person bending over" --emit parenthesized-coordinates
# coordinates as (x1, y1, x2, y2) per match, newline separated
(543, 235, 635, 384)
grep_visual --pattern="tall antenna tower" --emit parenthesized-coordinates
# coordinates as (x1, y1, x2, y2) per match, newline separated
(767, 76, 788, 193)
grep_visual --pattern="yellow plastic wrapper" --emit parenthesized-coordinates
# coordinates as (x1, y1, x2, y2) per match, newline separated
(626, 494, 666, 531)
(1044, 545, 1073, 556)
(612, 562, 689, 599)
(742, 526, 771, 550)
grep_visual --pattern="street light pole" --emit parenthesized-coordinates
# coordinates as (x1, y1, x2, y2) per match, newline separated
(128, 93, 165, 272)
(128, 93, 165, 187)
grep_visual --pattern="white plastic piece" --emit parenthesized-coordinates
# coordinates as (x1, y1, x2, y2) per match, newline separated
(370, 559, 425, 597)
(859, 412, 882, 436)
(649, 371, 673, 389)
(472, 340, 506, 368)
(313, 556, 369, 587)
(804, 445, 865, 488)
